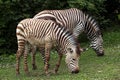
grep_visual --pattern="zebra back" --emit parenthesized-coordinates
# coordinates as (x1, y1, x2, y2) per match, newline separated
(17, 18, 79, 55)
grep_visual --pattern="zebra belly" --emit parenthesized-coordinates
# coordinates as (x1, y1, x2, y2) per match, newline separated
(27, 37, 45, 47)
(27, 36, 57, 48)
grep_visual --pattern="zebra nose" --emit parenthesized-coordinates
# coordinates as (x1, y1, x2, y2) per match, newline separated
(71, 67, 79, 74)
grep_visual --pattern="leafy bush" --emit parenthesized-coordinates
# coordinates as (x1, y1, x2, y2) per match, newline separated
(0, 0, 45, 54)
(0, 0, 119, 54)
(67, 0, 111, 28)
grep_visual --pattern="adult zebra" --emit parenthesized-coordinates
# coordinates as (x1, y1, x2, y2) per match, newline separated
(34, 8, 104, 56)
(16, 18, 81, 75)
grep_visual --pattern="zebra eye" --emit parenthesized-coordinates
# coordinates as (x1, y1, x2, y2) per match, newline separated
(67, 48, 73, 53)
(72, 58, 75, 61)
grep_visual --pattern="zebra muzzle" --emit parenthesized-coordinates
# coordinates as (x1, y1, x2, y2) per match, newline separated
(97, 52, 104, 56)
(71, 67, 79, 74)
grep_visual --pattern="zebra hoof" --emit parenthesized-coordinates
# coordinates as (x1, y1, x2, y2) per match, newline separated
(48, 64, 50, 68)
(32, 65, 37, 70)
(16, 72, 20, 76)
(97, 53, 104, 56)
(46, 73, 50, 77)
(24, 70, 30, 76)
(49, 69, 57, 74)
(45, 71, 51, 76)
(26, 72, 31, 76)
(53, 69, 58, 74)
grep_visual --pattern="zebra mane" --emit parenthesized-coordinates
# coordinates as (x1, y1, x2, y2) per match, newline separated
(55, 24, 77, 54)
(84, 12, 102, 37)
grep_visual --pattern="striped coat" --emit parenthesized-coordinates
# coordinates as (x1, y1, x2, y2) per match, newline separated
(16, 18, 80, 75)
(34, 8, 104, 56)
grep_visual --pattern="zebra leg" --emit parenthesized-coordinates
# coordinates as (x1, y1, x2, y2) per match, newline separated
(54, 53, 63, 74)
(16, 42, 25, 75)
(39, 47, 51, 68)
(24, 43, 29, 74)
(44, 43, 51, 75)
(39, 47, 52, 69)
(31, 46, 37, 70)
(16, 50, 23, 75)
(39, 47, 46, 64)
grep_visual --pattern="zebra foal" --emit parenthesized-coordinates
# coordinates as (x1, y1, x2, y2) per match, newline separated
(16, 18, 81, 75)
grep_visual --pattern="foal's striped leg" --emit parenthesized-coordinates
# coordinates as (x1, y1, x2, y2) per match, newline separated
(23, 43, 29, 74)
(31, 46, 37, 70)
(44, 43, 52, 75)
(54, 52, 63, 73)
(16, 40, 25, 75)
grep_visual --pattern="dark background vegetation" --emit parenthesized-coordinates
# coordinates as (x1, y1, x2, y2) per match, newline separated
(0, 0, 120, 55)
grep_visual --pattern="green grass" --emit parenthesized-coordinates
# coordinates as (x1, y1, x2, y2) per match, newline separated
(0, 26, 120, 80)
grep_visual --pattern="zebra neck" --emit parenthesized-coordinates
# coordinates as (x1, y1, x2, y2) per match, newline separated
(54, 26, 76, 54)
(84, 14, 100, 41)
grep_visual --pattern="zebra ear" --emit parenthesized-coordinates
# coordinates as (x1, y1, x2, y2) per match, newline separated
(67, 48, 73, 53)
(80, 48, 88, 52)
(90, 44, 93, 47)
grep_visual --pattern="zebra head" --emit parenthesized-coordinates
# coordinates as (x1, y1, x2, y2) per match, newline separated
(65, 45, 80, 74)
(90, 35, 104, 56)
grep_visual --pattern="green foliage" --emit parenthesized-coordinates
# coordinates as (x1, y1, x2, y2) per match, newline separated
(118, 14, 120, 20)
(104, 0, 120, 22)
(0, 0, 119, 54)
(0, 0, 45, 54)
(68, 0, 110, 28)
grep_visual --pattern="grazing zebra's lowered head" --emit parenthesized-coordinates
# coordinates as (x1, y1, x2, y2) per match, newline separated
(60, 35, 81, 73)
(89, 33, 104, 56)
(65, 45, 80, 73)
(16, 18, 81, 74)
(84, 14, 104, 56)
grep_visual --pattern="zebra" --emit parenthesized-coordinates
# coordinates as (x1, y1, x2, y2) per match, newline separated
(33, 8, 104, 56)
(16, 18, 81, 75)
(30, 8, 104, 70)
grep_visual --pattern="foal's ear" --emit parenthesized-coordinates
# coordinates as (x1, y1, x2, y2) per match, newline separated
(67, 48, 73, 53)
(77, 43, 88, 52)
(80, 48, 88, 52)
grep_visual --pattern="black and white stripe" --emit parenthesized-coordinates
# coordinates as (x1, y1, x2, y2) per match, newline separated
(16, 18, 80, 75)
(34, 8, 104, 56)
